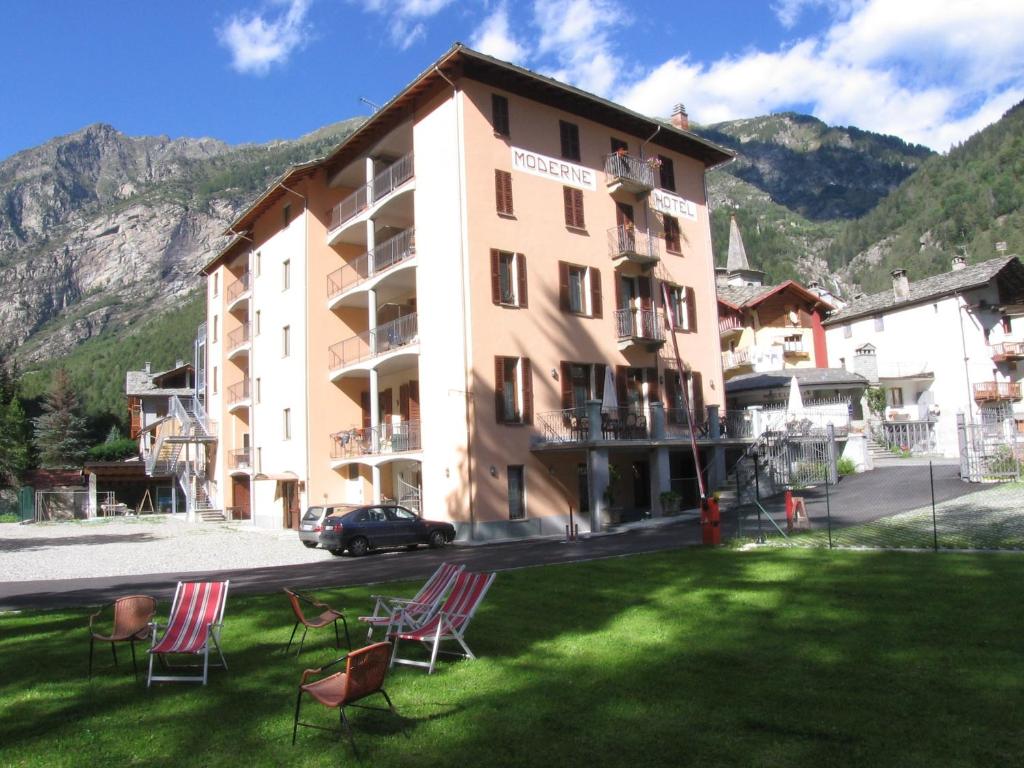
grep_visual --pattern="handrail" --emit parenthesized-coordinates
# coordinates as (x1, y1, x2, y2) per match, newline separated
(331, 420, 421, 458)
(327, 228, 415, 299)
(615, 308, 663, 341)
(225, 272, 251, 303)
(328, 313, 418, 370)
(226, 379, 251, 405)
(603, 153, 656, 189)
(606, 225, 659, 261)
(328, 152, 414, 232)
(226, 322, 251, 352)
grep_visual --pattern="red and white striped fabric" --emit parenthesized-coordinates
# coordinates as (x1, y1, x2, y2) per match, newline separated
(392, 571, 493, 641)
(152, 581, 228, 654)
(361, 562, 463, 629)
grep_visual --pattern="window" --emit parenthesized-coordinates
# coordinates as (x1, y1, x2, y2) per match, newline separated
(874, 316, 885, 332)
(494, 356, 533, 424)
(559, 261, 602, 318)
(255, 378, 261, 403)
(888, 388, 904, 407)
(257, 447, 262, 473)
(667, 286, 697, 331)
(1002, 315, 1012, 333)
(559, 120, 580, 161)
(843, 324, 852, 339)
(283, 203, 292, 227)
(212, 366, 218, 395)
(212, 273, 219, 296)
(283, 259, 291, 291)
(491, 250, 527, 307)
(282, 325, 291, 357)
(254, 310, 261, 336)
(663, 215, 681, 254)
(348, 464, 359, 481)
(491, 94, 510, 137)
(610, 137, 628, 153)
(563, 187, 585, 229)
(560, 362, 604, 414)
(212, 315, 218, 342)
(494, 169, 514, 215)
(283, 408, 291, 440)
(254, 251, 261, 277)
(508, 465, 526, 521)
(658, 156, 676, 191)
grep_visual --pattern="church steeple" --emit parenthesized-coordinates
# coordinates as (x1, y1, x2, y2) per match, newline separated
(727, 214, 750, 271)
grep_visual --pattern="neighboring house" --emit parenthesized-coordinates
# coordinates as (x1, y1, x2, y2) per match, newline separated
(126, 361, 195, 440)
(824, 255, 1024, 457)
(199, 43, 736, 538)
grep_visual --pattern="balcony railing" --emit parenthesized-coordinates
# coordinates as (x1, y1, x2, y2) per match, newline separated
(327, 228, 416, 299)
(228, 448, 251, 469)
(226, 322, 251, 352)
(603, 153, 656, 191)
(782, 340, 806, 354)
(992, 341, 1024, 361)
(327, 152, 414, 233)
(328, 313, 418, 371)
(226, 379, 251, 405)
(226, 272, 251, 303)
(721, 347, 754, 370)
(606, 226, 660, 263)
(974, 382, 1022, 401)
(664, 407, 709, 438)
(331, 420, 421, 458)
(719, 316, 743, 335)
(615, 308, 663, 343)
(535, 408, 650, 443)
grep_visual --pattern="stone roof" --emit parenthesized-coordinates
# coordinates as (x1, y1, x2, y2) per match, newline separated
(718, 284, 772, 307)
(125, 366, 194, 397)
(725, 367, 868, 394)
(823, 256, 1024, 326)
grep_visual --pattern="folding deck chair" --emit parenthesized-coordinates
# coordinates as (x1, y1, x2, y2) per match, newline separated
(387, 571, 495, 674)
(358, 562, 463, 642)
(147, 581, 229, 687)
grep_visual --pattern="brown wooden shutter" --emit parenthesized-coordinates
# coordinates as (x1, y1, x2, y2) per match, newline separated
(360, 391, 371, 429)
(691, 371, 704, 419)
(616, 202, 634, 229)
(490, 249, 501, 305)
(521, 358, 533, 425)
(495, 170, 513, 215)
(559, 261, 570, 312)
(494, 357, 506, 423)
(573, 189, 585, 228)
(664, 370, 677, 411)
(639, 276, 652, 311)
(409, 380, 420, 421)
(503, 171, 513, 214)
(380, 389, 393, 421)
(560, 362, 573, 410)
(517, 253, 528, 308)
(590, 267, 602, 318)
(563, 187, 573, 227)
(646, 368, 659, 405)
(665, 216, 680, 253)
(616, 365, 628, 407)
(595, 363, 606, 401)
(614, 275, 622, 310)
(686, 286, 698, 332)
(399, 384, 409, 421)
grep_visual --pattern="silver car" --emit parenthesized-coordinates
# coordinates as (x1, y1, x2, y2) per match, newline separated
(298, 504, 358, 548)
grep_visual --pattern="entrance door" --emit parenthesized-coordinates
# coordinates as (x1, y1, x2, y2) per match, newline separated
(632, 461, 650, 509)
(232, 476, 251, 521)
(577, 463, 589, 514)
(281, 481, 300, 529)
(616, 203, 636, 252)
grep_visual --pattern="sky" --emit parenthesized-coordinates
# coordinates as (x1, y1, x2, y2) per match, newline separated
(2, 0, 1022, 161)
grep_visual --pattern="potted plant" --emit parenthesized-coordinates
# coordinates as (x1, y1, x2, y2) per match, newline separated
(659, 490, 682, 515)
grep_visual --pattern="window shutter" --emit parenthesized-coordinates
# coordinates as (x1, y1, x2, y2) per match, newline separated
(563, 187, 573, 227)
(614, 275, 622, 310)
(490, 249, 501, 305)
(380, 389, 393, 421)
(646, 368, 659, 405)
(686, 286, 698, 332)
(616, 366, 628, 407)
(360, 391, 371, 429)
(399, 383, 409, 421)
(665, 216, 680, 253)
(595, 363, 606, 401)
(503, 171, 513, 214)
(573, 189, 585, 228)
(559, 261, 570, 312)
(659, 157, 676, 191)
(494, 357, 506, 423)
(639, 276, 652, 311)
(560, 361, 573, 425)
(521, 358, 533, 425)
(495, 170, 512, 215)
(409, 380, 420, 421)
(590, 267, 602, 318)
(691, 371, 704, 419)
(664, 370, 677, 412)
(517, 253, 528, 308)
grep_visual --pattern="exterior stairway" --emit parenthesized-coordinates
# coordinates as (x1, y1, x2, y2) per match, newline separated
(143, 396, 219, 521)
(865, 431, 900, 460)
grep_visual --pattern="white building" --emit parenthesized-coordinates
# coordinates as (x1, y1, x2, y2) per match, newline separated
(824, 255, 1024, 456)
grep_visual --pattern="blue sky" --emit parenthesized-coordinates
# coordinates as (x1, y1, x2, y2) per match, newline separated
(2, 0, 1022, 161)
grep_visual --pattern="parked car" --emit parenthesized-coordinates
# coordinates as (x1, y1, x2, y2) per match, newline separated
(298, 504, 358, 548)
(318, 504, 456, 556)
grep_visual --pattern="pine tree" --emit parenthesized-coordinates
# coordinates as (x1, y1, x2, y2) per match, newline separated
(0, 398, 30, 487)
(33, 368, 89, 469)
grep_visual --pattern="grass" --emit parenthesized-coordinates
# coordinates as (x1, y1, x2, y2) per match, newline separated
(2, 548, 1023, 767)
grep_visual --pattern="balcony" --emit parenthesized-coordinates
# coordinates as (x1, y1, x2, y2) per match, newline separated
(327, 228, 416, 307)
(228, 448, 251, 471)
(721, 347, 755, 371)
(992, 341, 1024, 363)
(225, 272, 251, 311)
(330, 420, 422, 460)
(226, 322, 252, 360)
(603, 153, 655, 195)
(973, 382, 1022, 402)
(328, 313, 419, 377)
(719, 315, 743, 336)
(607, 226, 660, 266)
(327, 153, 414, 243)
(782, 339, 809, 357)
(615, 308, 664, 350)
(226, 379, 251, 411)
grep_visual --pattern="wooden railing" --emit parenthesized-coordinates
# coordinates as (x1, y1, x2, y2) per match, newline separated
(973, 382, 1021, 401)
(719, 316, 743, 335)
(992, 342, 1024, 361)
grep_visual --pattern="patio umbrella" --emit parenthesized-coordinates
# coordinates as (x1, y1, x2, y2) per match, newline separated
(786, 375, 805, 421)
(601, 365, 618, 414)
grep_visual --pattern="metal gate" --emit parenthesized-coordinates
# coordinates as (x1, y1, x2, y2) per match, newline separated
(958, 416, 1022, 482)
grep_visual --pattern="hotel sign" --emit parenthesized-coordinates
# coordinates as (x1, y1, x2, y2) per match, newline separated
(510, 147, 596, 191)
(650, 189, 698, 221)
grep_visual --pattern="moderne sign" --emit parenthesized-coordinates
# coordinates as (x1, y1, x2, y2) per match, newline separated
(511, 147, 596, 191)
(650, 189, 698, 221)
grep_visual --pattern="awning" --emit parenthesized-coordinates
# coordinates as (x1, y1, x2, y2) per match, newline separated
(253, 471, 299, 481)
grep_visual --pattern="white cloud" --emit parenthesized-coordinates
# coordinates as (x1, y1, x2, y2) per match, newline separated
(217, 0, 312, 75)
(470, 4, 529, 62)
(529, 0, 629, 95)
(352, 0, 455, 49)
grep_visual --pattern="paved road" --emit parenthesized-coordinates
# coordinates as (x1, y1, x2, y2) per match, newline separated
(0, 519, 704, 611)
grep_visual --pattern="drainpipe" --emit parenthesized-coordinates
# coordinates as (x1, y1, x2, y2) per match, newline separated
(956, 292, 975, 422)
(434, 64, 476, 540)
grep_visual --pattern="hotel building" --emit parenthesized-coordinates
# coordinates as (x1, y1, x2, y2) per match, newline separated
(200, 44, 734, 539)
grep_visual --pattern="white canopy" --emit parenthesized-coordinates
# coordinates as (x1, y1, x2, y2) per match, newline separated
(601, 366, 618, 413)
(786, 375, 805, 420)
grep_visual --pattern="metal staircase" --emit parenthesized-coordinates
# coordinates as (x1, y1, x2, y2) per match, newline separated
(143, 396, 219, 521)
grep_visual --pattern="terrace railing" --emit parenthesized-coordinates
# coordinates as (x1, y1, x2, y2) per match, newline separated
(326, 228, 415, 299)
(603, 153, 655, 190)
(328, 313, 418, 370)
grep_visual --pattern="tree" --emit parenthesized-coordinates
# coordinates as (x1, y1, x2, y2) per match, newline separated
(33, 368, 89, 468)
(0, 398, 30, 487)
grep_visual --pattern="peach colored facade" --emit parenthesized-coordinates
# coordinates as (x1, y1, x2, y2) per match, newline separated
(201, 45, 733, 539)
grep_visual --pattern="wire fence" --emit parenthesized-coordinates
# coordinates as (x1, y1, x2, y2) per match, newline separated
(728, 461, 1024, 551)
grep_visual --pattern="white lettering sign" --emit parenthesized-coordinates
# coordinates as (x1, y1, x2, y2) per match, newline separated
(510, 147, 596, 191)
(650, 189, 698, 221)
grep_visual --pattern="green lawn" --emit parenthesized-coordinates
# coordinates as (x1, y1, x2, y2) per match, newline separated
(2, 549, 1022, 767)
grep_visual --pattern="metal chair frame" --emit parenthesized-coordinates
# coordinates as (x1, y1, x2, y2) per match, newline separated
(88, 595, 156, 680)
(147, 581, 229, 687)
(285, 589, 351, 656)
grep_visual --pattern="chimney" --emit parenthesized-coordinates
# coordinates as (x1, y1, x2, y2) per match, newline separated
(175, 359, 184, 368)
(144, 361, 151, 374)
(671, 103, 689, 130)
(951, 255, 967, 271)
(891, 268, 909, 302)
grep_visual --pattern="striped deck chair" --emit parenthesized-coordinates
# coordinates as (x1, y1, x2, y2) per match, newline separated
(358, 562, 463, 642)
(147, 581, 230, 687)
(387, 571, 495, 675)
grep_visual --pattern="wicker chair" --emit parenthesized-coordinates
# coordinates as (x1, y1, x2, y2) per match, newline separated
(88, 595, 157, 680)
(284, 589, 351, 656)
(292, 641, 398, 753)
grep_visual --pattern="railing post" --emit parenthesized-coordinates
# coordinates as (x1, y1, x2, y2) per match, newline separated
(586, 400, 603, 442)
(956, 412, 969, 480)
(649, 401, 666, 440)
(708, 405, 725, 490)
(826, 423, 838, 485)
